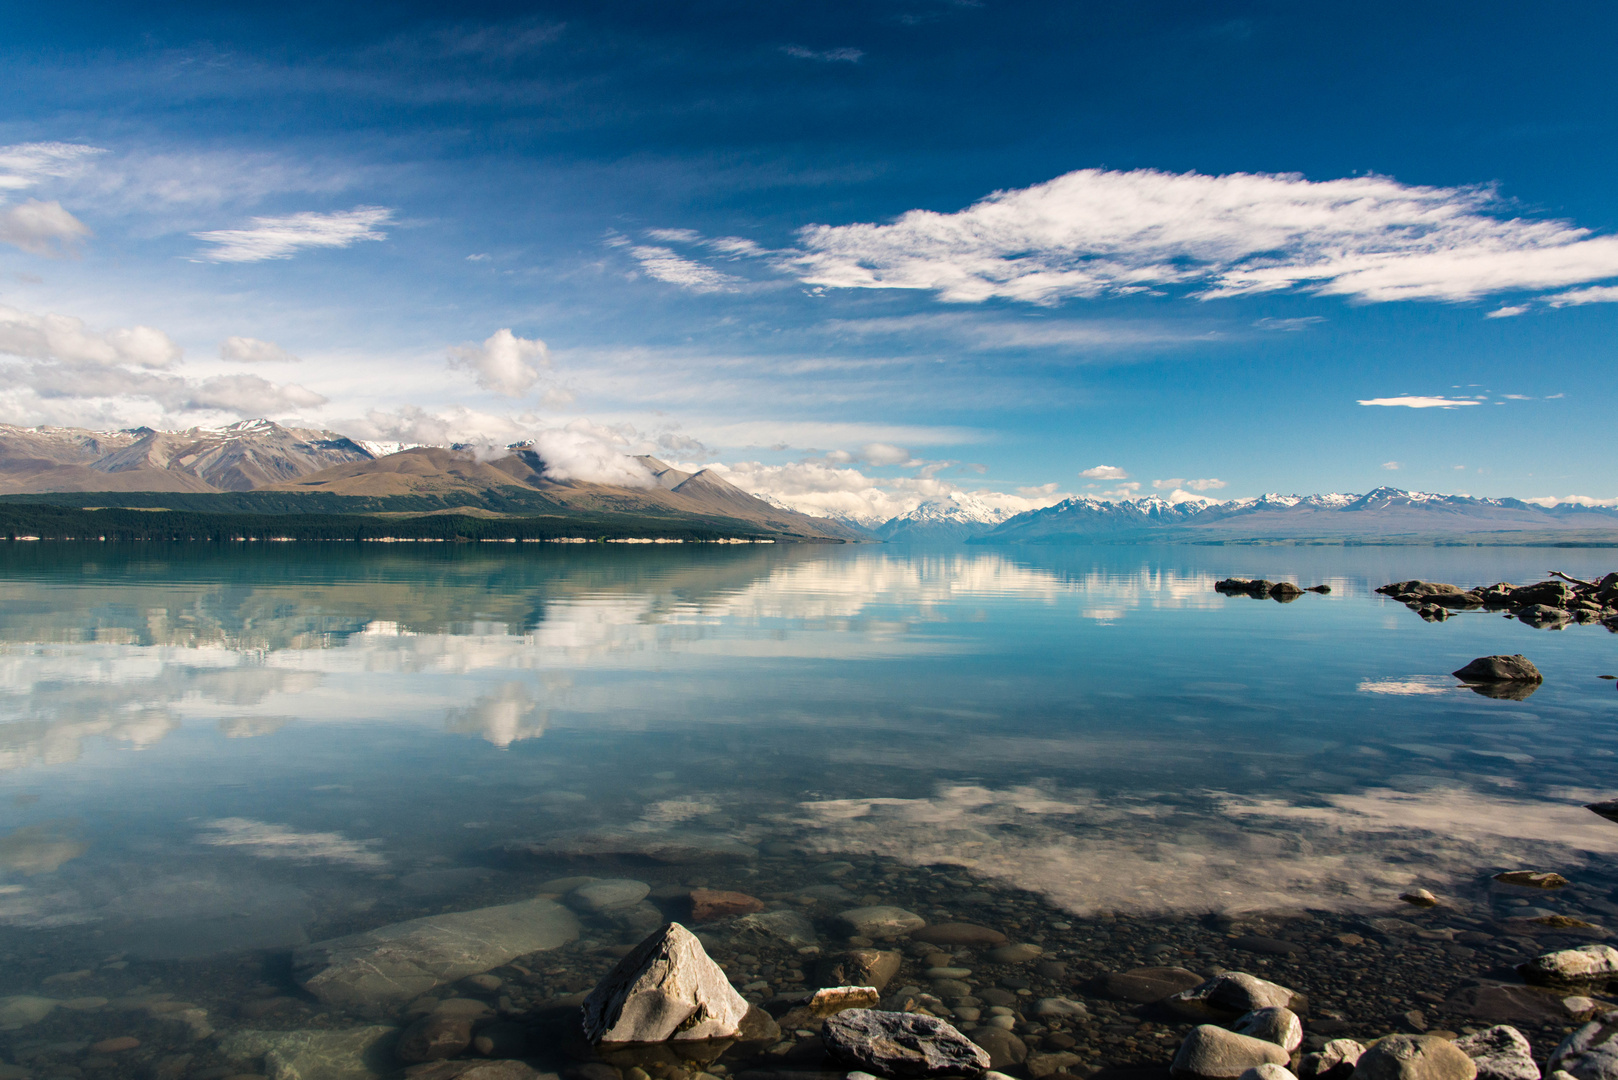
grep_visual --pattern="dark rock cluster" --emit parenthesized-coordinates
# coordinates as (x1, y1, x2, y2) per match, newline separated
(1376, 572, 1618, 628)
(1216, 579, 1331, 603)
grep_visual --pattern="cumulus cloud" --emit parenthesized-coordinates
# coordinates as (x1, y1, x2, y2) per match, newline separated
(0, 304, 180, 369)
(708, 458, 1065, 524)
(525, 420, 657, 487)
(184, 374, 326, 413)
(191, 206, 392, 262)
(782, 45, 864, 62)
(628, 245, 736, 291)
(1357, 395, 1481, 408)
(1080, 465, 1128, 479)
(1523, 494, 1618, 508)
(0, 200, 92, 257)
(219, 336, 300, 364)
(786, 167, 1618, 305)
(448, 328, 550, 397)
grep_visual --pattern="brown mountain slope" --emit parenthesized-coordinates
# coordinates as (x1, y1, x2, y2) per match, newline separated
(266, 447, 864, 540)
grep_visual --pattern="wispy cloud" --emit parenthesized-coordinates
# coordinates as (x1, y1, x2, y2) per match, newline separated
(219, 336, 299, 364)
(197, 818, 384, 867)
(0, 142, 105, 191)
(1381, 461, 1401, 470)
(628, 245, 736, 291)
(1485, 305, 1528, 318)
(1546, 284, 1618, 307)
(1153, 477, 1225, 491)
(0, 142, 103, 257)
(1253, 316, 1324, 331)
(782, 45, 865, 63)
(1357, 395, 1481, 409)
(191, 206, 392, 262)
(786, 168, 1618, 305)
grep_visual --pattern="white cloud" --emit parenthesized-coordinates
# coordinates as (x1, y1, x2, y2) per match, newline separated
(447, 328, 550, 397)
(219, 336, 300, 364)
(0, 142, 105, 191)
(628, 245, 736, 291)
(0, 200, 92, 256)
(709, 458, 1064, 525)
(191, 206, 392, 262)
(525, 420, 657, 487)
(1153, 477, 1225, 491)
(782, 45, 864, 62)
(1485, 305, 1527, 318)
(1357, 396, 1481, 409)
(1253, 316, 1324, 331)
(1080, 465, 1128, 479)
(1523, 494, 1618, 508)
(185, 374, 326, 413)
(859, 442, 912, 466)
(1546, 284, 1618, 307)
(787, 167, 1618, 305)
(1381, 461, 1401, 470)
(0, 304, 180, 369)
(1097, 482, 1142, 498)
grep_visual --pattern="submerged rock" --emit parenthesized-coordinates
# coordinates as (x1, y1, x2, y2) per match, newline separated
(505, 833, 758, 864)
(1453, 1026, 1541, 1080)
(396, 1013, 474, 1063)
(1170, 1025, 1290, 1080)
(821, 1008, 991, 1078)
(567, 880, 652, 913)
(1453, 656, 1543, 683)
(816, 948, 903, 992)
(732, 908, 818, 948)
(0, 995, 57, 1027)
(1353, 1033, 1479, 1080)
(581, 922, 749, 1044)
(295, 899, 579, 1007)
(1167, 973, 1307, 1023)
(1496, 871, 1569, 889)
(1095, 966, 1205, 1004)
(836, 906, 926, 939)
(911, 923, 1008, 947)
(809, 986, 881, 1016)
(971, 1028, 1028, 1070)
(688, 889, 763, 922)
(218, 1026, 398, 1080)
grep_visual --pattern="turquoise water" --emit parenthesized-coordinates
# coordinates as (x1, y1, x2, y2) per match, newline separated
(0, 542, 1615, 1059)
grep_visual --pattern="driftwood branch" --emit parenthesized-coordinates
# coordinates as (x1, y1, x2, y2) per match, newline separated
(1549, 570, 1599, 589)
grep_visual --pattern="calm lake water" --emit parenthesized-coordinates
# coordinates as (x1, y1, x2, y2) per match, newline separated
(0, 542, 1615, 1064)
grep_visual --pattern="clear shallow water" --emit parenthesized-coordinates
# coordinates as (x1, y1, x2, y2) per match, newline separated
(0, 543, 1616, 1059)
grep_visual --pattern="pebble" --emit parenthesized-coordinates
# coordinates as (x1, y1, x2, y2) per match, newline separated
(1299, 1039, 1365, 1080)
(969, 1027, 1028, 1070)
(1034, 997, 1088, 1019)
(87, 1039, 138, 1055)
(986, 944, 1042, 964)
(1238, 1068, 1299, 1080)
(911, 924, 1009, 947)
(925, 967, 972, 979)
(1168, 972, 1308, 1023)
(1495, 871, 1569, 890)
(1402, 889, 1440, 908)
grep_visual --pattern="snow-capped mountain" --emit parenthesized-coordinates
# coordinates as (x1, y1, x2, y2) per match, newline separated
(975, 486, 1618, 544)
(874, 491, 1016, 542)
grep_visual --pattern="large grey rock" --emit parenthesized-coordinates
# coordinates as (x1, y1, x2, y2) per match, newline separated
(1352, 1034, 1478, 1080)
(568, 880, 651, 913)
(732, 908, 818, 948)
(1522, 946, 1618, 988)
(218, 1027, 397, 1080)
(836, 906, 926, 939)
(1300, 1040, 1366, 1080)
(1453, 656, 1542, 683)
(1167, 973, 1308, 1023)
(294, 899, 579, 1007)
(1235, 1007, 1303, 1053)
(1454, 1026, 1541, 1080)
(1550, 1011, 1618, 1080)
(1241, 1068, 1299, 1080)
(582, 922, 748, 1043)
(822, 1009, 991, 1078)
(0, 995, 57, 1027)
(1171, 1025, 1290, 1080)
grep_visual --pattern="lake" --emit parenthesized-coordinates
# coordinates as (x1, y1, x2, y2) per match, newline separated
(0, 542, 1614, 1075)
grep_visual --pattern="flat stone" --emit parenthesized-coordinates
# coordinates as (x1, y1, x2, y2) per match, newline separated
(809, 987, 881, 1017)
(404, 1063, 541, 1080)
(1034, 998, 1088, 1019)
(689, 890, 764, 922)
(219, 1027, 398, 1080)
(1096, 967, 1205, 1004)
(1453, 1026, 1541, 1080)
(1402, 890, 1440, 908)
(733, 909, 819, 948)
(1497, 872, 1569, 890)
(1550, 1011, 1618, 1080)
(1171, 1025, 1290, 1080)
(0, 996, 57, 1026)
(569, 880, 652, 913)
(925, 967, 972, 979)
(817, 950, 903, 992)
(1167, 973, 1308, 1023)
(1234, 936, 1302, 957)
(1522, 946, 1618, 988)
(986, 944, 1042, 964)
(89, 1037, 140, 1053)
(969, 1028, 1027, 1071)
(822, 1008, 991, 1078)
(582, 922, 748, 1043)
(1299, 1040, 1365, 1080)
(1453, 656, 1542, 683)
(911, 924, 1008, 947)
(1029, 1053, 1085, 1078)
(1235, 1007, 1303, 1053)
(1447, 983, 1582, 1025)
(1353, 1034, 1479, 1080)
(836, 906, 926, 939)
(294, 899, 578, 1007)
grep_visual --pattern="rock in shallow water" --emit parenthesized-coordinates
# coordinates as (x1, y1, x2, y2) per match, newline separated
(733, 908, 818, 948)
(1234, 1007, 1302, 1053)
(836, 906, 926, 939)
(0, 996, 56, 1027)
(294, 899, 579, 1007)
(911, 924, 1008, 947)
(1170, 1025, 1290, 1080)
(395, 1014, 473, 1063)
(689, 889, 763, 922)
(219, 1027, 398, 1080)
(1550, 1011, 1618, 1080)
(582, 922, 749, 1044)
(821, 1009, 991, 1078)
(1167, 973, 1307, 1023)
(1096, 966, 1205, 1004)
(1453, 656, 1542, 683)
(1453, 1026, 1541, 1080)
(1521, 946, 1618, 989)
(817, 949, 903, 992)
(568, 880, 652, 913)
(1353, 1034, 1478, 1080)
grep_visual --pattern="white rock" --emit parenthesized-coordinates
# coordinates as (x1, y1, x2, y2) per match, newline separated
(582, 922, 748, 1043)
(1035, 997, 1088, 1019)
(836, 906, 926, 939)
(1239, 1067, 1299, 1080)
(1523, 946, 1618, 986)
(0, 996, 57, 1027)
(1235, 1007, 1303, 1054)
(1454, 1026, 1541, 1080)
(294, 898, 579, 1007)
(1168, 973, 1306, 1022)
(568, 879, 652, 913)
(1551, 1011, 1618, 1080)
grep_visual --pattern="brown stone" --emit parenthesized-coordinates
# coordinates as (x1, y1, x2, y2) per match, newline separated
(397, 1014, 474, 1063)
(911, 923, 1009, 947)
(809, 986, 881, 1016)
(1095, 967, 1206, 1004)
(1494, 871, 1568, 889)
(690, 889, 764, 922)
(90, 1038, 140, 1054)
(971, 1027, 1029, 1070)
(816, 948, 903, 992)
(1444, 983, 1572, 1025)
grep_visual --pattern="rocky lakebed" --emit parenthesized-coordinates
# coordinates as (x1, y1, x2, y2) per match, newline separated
(5, 840, 1618, 1080)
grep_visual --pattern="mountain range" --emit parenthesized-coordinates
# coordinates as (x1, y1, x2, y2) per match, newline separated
(0, 421, 1613, 543)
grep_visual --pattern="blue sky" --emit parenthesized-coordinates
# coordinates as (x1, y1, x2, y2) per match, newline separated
(0, 0, 1615, 518)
